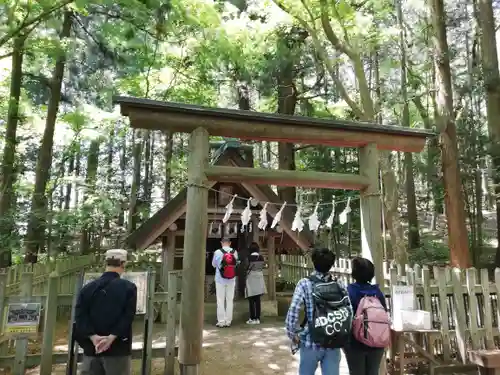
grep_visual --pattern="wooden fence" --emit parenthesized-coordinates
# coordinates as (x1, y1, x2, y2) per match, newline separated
(5, 255, 97, 296)
(0, 268, 180, 374)
(279, 254, 500, 363)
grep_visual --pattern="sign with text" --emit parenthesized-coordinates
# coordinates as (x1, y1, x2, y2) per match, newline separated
(391, 285, 416, 331)
(391, 285, 415, 312)
(4, 302, 42, 335)
(83, 272, 148, 314)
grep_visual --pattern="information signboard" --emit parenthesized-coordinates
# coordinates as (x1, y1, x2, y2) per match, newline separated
(4, 302, 42, 335)
(83, 272, 148, 314)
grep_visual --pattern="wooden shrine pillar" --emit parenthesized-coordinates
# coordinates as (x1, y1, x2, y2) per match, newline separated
(266, 235, 276, 300)
(161, 233, 176, 284)
(161, 232, 176, 323)
(178, 127, 209, 375)
(359, 143, 383, 285)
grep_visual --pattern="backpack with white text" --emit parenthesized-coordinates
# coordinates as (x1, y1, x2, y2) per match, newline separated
(307, 275, 352, 348)
(220, 249, 236, 279)
(352, 295, 391, 348)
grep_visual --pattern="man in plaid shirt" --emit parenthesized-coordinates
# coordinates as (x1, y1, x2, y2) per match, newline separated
(285, 248, 343, 375)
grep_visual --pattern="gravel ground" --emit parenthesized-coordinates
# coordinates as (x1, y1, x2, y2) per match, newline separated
(21, 318, 349, 375)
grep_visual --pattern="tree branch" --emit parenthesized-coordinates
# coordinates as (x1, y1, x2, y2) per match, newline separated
(0, 51, 14, 61)
(351, 54, 375, 119)
(91, 10, 160, 40)
(272, 0, 364, 118)
(412, 96, 433, 130)
(319, 0, 353, 58)
(73, 15, 124, 64)
(330, 0, 352, 48)
(299, 0, 317, 24)
(318, 0, 374, 119)
(0, 0, 73, 48)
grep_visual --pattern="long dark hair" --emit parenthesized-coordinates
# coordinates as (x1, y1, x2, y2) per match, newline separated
(248, 242, 260, 253)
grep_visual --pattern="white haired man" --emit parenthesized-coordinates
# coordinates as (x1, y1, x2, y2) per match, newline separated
(75, 249, 137, 375)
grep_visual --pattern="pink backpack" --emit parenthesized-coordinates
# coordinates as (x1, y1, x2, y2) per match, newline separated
(352, 295, 391, 348)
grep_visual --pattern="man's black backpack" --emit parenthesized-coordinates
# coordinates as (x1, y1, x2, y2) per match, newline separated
(304, 275, 353, 348)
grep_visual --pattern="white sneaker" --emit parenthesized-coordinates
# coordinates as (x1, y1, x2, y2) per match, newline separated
(246, 319, 255, 324)
(224, 321, 231, 327)
(254, 319, 260, 324)
(216, 322, 225, 328)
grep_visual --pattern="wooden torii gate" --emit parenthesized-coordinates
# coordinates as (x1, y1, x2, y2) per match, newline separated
(115, 96, 433, 375)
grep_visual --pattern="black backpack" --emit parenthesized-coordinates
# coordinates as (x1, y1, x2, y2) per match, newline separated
(305, 275, 353, 348)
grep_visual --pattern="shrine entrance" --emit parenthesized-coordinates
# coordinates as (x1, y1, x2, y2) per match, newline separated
(115, 96, 433, 375)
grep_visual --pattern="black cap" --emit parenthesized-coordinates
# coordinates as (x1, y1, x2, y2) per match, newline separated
(221, 237, 231, 243)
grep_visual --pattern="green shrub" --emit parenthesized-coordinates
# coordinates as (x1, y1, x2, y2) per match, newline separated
(408, 240, 449, 266)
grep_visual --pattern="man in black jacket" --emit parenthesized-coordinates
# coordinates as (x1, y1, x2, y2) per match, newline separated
(75, 249, 137, 375)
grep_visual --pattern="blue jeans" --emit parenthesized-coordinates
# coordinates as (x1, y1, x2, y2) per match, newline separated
(299, 346, 341, 375)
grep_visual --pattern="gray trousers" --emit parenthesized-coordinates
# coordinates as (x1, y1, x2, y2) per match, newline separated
(344, 347, 384, 375)
(81, 355, 131, 375)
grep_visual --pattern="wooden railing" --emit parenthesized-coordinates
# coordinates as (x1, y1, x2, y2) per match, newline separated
(4, 254, 97, 295)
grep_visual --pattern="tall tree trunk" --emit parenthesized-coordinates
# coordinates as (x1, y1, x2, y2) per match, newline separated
(164, 132, 173, 204)
(430, 0, 471, 267)
(475, 92, 485, 253)
(266, 141, 272, 166)
(410, 29, 442, 227)
(371, 49, 406, 265)
(0, 36, 24, 267)
(142, 130, 152, 220)
(277, 55, 298, 204)
(235, 83, 252, 297)
(373, 49, 382, 125)
(118, 132, 127, 229)
(58, 160, 65, 210)
(431, 64, 444, 227)
(396, 0, 420, 250)
(476, 0, 500, 264)
(128, 130, 142, 234)
(58, 147, 74, 253)
(466, 6, 483, 263)
(24, 11, 72, 263)
(103, 126, 114, 232)
(373, 50, 389, 260)
(64, 150, 74, 210)
(80, 140, 99, 254)
(73, 145, 81, 209)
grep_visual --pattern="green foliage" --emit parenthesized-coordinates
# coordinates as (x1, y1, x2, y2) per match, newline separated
(408, 240, 450, 266)
(0, 0, 496, 267)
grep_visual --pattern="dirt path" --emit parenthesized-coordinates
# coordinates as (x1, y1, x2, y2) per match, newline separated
(26, 318, 349, 375)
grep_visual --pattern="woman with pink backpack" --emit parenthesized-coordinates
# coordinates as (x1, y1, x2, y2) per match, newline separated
(345, 257, 391, 375)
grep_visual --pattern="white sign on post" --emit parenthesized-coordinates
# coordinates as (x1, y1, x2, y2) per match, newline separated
(391, 285, 415, 312)
(392, 285, 414, 331)
(391, 285, 431, 331)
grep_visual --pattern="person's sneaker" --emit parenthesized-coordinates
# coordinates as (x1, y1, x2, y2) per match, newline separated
(254, 319, 261, 324)
(216, 322, 225, 328)
(224, 321, 231, 327)
(246, 319, 255, 324)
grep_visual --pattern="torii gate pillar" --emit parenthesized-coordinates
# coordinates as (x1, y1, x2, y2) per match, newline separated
(178, 127, 209, 375)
